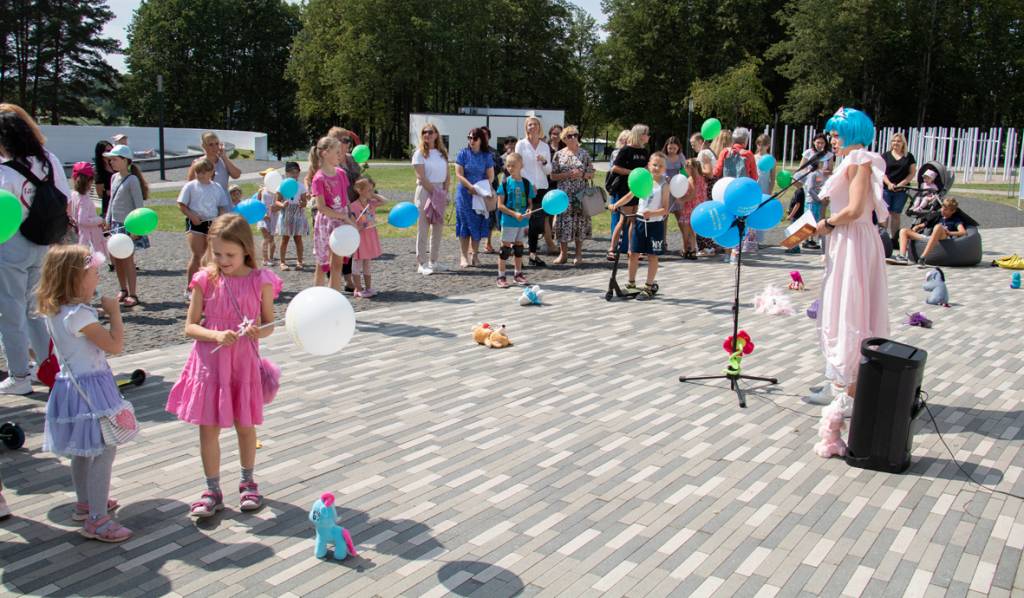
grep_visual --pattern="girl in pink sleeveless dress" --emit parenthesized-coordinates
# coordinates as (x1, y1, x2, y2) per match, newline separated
(69, 162, 107, 255)
(166, 213, 282, 518)
(806, 107, 890, 415)
(349, 178, 384, 298)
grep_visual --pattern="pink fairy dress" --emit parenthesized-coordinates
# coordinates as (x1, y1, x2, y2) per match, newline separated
(166, 268, 282, 428)
(817, 149, 890, 388)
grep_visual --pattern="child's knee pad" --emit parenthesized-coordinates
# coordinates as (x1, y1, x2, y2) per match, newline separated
(513, 245, 524, 257)
(499, 246, 512, 260)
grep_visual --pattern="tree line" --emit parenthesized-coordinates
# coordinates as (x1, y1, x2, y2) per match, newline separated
(2, 0, 1022, 158)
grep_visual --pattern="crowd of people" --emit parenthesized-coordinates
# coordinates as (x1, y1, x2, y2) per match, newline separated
(0, 99, 967, 532)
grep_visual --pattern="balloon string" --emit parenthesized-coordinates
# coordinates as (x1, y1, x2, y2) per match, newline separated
(209, 318, 283, 353)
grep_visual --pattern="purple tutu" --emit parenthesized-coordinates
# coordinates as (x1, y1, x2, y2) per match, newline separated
(44, 368, 130, 457)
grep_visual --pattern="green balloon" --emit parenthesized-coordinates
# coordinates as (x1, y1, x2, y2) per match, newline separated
(124, 207, 158, 236)
(701, 118, 722, 141)
(0, 189, 22, 244)
(776, 169, 793, 188)
(628, 168, 654, 198)
(352, 144, 371, 163)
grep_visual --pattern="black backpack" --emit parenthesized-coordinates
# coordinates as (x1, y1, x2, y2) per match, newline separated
(4, 159, 69, 245)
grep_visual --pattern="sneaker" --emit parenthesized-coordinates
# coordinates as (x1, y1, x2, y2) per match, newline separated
(353, 290, 367, 298)
(886, 254, 910, 266)
(0, 492, 10, 520)
(0, 376, 32, 396)
(496, 276, 510, 289)
(916, 259, 931, 269)
(362, 288, 377, 298)
(513, 273, 528, 285)
(428, 262, 445, 272)
(785, 245, 801, 254)
(529, 257, 547, 267)
(624, 282, 640, 295)
(417, 264, 434, 276)
(80, 515, 133, 543)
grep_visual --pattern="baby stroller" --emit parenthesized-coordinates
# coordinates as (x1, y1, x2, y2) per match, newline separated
(902, 161, 954, 220)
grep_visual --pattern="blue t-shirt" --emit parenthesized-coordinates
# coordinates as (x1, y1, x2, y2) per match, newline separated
(940, 215, 964, 233)
(496, 177, 534, 228)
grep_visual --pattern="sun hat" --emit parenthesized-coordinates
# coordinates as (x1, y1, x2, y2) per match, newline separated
(72, 161, 94, 178)
(102, 145, 133, 160)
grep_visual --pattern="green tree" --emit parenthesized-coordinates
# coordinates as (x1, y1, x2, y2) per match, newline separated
(691, 57, 772, 125)
(0, 0, 120, 124)
(123, 0, 304, 157)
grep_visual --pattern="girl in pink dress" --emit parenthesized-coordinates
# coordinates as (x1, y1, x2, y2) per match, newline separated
(309, 136, 355, 291)
(69, 162, 107, 255)
(805, 107, 890, 415)
(349, 178, 384, 298)
(166, 213, 282, 517)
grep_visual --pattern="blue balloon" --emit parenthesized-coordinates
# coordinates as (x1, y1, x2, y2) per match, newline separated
(746, 198, 784, 230)
(714, 224, 741, 248)
(724, 178, 762, 217)
(690, 200, 732, 239)
(279, 178, 299, 200)
(235, 198, 267, 224)
(542, 190, 569, 215)
(757, 154, 776, 172)
(387, 201, 419, 228)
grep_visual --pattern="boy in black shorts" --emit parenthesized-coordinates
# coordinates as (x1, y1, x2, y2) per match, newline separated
(609, 152, 671, 300)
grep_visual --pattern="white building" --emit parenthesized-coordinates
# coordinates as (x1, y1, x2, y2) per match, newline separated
(409, 108, 566, 157)
(38, 125, 269, 164)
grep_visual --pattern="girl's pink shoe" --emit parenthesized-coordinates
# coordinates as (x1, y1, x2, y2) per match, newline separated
(72, 498, 120, 522)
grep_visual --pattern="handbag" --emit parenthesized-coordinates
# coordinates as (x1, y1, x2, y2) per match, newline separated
(44, 316, 138, 446)
(223, 276, 280, 405)
(580, 183, 608, 217)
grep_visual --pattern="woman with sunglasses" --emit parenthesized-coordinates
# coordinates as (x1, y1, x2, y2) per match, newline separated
(412, 123, 450, 274)
(550, 126, 595, 265)
(453, 128, 495, 267)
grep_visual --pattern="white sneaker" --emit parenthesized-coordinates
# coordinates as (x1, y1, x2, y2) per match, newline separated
(0, 375, 33, 396)
(428, 262, 445, 272)
(417, 264, 433, 276)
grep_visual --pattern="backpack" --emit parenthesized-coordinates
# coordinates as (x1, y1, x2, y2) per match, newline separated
(721, 149, 751, 179)
(4, 158, 70, 245)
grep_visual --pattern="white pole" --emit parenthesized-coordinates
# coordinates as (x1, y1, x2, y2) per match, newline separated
(782, 125, 789, 167)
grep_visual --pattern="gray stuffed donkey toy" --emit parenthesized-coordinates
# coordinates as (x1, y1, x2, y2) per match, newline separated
(923, 267, 950, 306)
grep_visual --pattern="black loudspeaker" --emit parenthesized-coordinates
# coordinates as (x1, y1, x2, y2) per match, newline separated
(845, 338, 927, 473)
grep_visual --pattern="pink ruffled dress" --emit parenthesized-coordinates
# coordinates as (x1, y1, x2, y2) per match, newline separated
(166, 268, 282, 428)
(350, 198, 383, 261)
(817, 149, 890, 387)
(69, 191, 107, 254)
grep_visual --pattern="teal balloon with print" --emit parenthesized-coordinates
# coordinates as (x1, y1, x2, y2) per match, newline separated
(746, 198, 784, 230)
(690, 200, 732, 239)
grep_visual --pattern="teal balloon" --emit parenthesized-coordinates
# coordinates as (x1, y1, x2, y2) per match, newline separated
(387, 201, 418, 228)
(757, 154, 776, 172)
(690, 200, 732, 239)
(279, 178, 299, 200)
(746, 198, 784, 230)
(724, 178, 762, 217)
(0, 189, 21, 244)
(235, 198, 267, 224)
(542, 190, 569, 215)
(627, 168, 654, 198)
(714, 224, 741, 248)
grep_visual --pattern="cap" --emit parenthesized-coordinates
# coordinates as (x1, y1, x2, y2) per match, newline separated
(72, 161, 94, 178)
(284, 161, 300, 172)
(111, 133, 128, 144)
(102, 145, 133, 160)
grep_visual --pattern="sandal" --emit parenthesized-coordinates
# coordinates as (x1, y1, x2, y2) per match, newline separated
(116, 289, 128, 303)
(72, 498, 120, 522)
(80, 515, 133, 543)
(189, 490, 224, 518)
(606, 251, 616, 261)
(122, 295, 139, 308)
(295, 262, 305, 271)
(239, 481, 263, 512)
(279, 262, 290, 271)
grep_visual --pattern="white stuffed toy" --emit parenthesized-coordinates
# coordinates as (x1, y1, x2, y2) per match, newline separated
(753, 284, 795, 316)
(519, 285, 545, 306)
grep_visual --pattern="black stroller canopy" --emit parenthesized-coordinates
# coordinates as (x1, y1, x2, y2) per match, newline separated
(917, 161, 954, 195)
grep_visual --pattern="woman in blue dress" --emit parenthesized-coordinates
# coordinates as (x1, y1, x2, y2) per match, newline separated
(454, 128, 495, 267)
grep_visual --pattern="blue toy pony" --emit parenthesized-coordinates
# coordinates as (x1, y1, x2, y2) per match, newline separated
(309, 492, 358, 560)
(923, 267, 950, 307)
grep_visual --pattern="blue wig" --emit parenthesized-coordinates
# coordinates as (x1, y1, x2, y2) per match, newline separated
(825, 107, 874, 148)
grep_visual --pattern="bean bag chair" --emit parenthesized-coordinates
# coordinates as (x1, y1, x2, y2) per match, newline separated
(908, 209, 983, 267)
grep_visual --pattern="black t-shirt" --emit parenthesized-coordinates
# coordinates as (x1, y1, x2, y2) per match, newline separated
(93, 159, 113, 197)
(610, 145, 650, 197)
(883, 151, 916, 186)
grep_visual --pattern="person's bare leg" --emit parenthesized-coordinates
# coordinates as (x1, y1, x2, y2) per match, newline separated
(459, 237, 470, 267)
(235, 425, 256, 470)
(294, 237, 304, 267)
(279, 237, 289, 266)
(921, 227, 947, 259)
(328, 255, 343, 292)
(888, 212, 901, 240)
(646, 256, 659, 285)
(187, 233, 206, 284)
(555, 242, 568, 264)
(199, 425, 222, 479)
(627, 252, 639, 283)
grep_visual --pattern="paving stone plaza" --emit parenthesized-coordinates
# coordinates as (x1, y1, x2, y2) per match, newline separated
(2, 229, 1023, 597)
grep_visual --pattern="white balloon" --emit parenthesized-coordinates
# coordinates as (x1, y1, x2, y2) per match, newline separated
(107, 233, 134, 259)
(329, 225, 360, 257)
(670, 174, 690, 198)
(263, 170, 283, 194)
(285, 287, 356, 356)
(711, 177, 735, 202)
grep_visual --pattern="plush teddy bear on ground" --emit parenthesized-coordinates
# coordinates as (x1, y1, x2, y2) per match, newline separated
(309, 492, 358, 560)
(485, 324, 512, 348)
(519, 285, 545, 306)
(813, 404, 847, 458)
(472, 323, 492, 345)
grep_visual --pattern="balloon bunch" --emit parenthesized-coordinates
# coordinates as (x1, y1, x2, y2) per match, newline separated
(690, 177, 784, 248)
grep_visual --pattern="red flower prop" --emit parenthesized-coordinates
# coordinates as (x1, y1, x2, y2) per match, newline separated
(723, 330, 755, 355)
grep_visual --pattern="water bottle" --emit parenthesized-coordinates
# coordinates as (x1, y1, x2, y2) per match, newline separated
(1012, 272, 1021, 289)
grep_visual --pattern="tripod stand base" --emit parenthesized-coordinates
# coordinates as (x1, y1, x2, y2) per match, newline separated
(679, 373, 779, 408)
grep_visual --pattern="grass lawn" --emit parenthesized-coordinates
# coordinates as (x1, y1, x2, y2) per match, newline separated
(955, 182, 1019, 192)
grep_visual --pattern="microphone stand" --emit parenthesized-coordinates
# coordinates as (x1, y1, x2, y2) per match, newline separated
(678, 161, 821, 408)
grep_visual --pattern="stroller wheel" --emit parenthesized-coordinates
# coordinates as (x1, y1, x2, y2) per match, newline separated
(0, 422, 25, 450)
(130, 369, 146, 386)
(605, 291, 613, 301)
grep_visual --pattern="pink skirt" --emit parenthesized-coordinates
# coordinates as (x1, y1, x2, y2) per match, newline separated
(352, 226, 382, 261)
(313, 213, 343, 266)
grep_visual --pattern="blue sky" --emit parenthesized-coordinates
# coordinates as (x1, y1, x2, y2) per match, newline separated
(102, 0, 606, 72)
